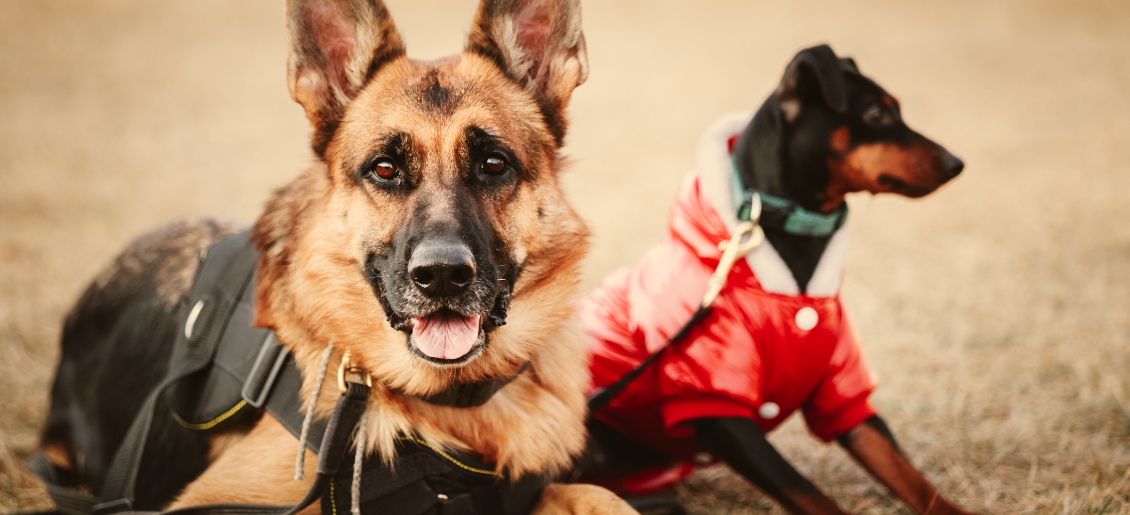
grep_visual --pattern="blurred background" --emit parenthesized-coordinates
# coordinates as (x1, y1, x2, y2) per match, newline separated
(2, 0, 1129, 513)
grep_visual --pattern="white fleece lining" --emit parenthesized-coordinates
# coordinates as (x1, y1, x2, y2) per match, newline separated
(806, 226, 848, 297)
(696, 111, 752, 233)
(694, 112, 848, 297)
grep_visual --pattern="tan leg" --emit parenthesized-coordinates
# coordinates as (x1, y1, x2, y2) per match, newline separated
(530, 483, 639, 515)
(841, 422, 977, 515)
(169, 416, 319, 514)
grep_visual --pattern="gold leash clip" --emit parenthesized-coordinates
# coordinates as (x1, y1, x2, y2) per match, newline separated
(701, 195, 765, 309)
(337, 350, 373, 393)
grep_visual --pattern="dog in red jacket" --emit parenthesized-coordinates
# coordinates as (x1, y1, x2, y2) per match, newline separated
(574, 45, 976, 515)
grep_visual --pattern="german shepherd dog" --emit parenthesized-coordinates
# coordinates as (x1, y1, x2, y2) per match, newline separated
(38, 0, 635, 513)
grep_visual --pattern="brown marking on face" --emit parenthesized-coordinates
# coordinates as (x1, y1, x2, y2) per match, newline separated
(830, 126, 851, 153)
(880, 94, 898, 109)
(824, 140, 950, 211)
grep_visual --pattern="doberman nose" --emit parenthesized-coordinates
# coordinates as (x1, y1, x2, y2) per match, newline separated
(409, 238, 476, 298)
(940, 150, 965, 179)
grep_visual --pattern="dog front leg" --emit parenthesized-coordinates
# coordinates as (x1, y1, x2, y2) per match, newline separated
(168, 416, 319, 514)
(693, 417, 849, 515)
(530, 483, 639, 515)
(837, 416, 978, 515)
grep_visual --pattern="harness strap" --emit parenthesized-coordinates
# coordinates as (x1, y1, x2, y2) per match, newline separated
(414, 362, 531, 408)
(141, 382, 371, 515)
(32, 230, 541, 515)
(99, 232, 261, 509)
(27, 455, 97, 515)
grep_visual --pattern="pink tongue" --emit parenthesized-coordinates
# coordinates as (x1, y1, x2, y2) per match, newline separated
(412, 312, 481, 360)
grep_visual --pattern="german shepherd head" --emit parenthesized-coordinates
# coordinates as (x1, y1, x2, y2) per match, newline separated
(252, 0, 591, 472)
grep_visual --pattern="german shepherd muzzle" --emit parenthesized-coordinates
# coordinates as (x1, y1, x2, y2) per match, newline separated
(365, 162, 518, 366)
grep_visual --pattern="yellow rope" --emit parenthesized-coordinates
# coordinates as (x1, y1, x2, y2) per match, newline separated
(329, 481, 338, 515)
(172, 400, 248, 430)
(400, 436, 499, 477)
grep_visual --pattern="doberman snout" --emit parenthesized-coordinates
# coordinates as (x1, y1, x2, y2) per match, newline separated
(408, 238, 476, 298)
(940, 149, 964, 179)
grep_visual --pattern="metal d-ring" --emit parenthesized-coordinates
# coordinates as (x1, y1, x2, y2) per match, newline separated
(701, 194, 765, 309)
(337, 351, 373, 393)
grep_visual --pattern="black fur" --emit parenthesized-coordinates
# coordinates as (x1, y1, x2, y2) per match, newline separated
(417, 70, 460, 115)
(693, 418, 821, 499)
(40, 221, 240, 509)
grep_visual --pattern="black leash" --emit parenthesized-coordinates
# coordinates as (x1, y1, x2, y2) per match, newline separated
(587, 200, 765, 415)
(586, 307, 713, 414)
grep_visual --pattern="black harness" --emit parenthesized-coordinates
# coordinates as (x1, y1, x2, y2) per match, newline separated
(30, 232, 545, 515)
(29, 225, 732, 515)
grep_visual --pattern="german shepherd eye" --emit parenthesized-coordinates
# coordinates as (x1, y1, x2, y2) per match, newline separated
(371, 159, 398, 180)
(481, 154, 509, 176)
(863, 105, 897, 127)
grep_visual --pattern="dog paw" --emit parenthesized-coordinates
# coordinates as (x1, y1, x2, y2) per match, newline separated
(531, 484, 640, 515)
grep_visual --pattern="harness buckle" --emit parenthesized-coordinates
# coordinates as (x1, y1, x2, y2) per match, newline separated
(91, 499, 132, 515)
(701, 194, 764, 309)
(241, 333, 289, 408)
(337, 351, 373, 393)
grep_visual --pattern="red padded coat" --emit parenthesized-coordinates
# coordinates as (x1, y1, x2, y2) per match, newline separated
(577, 114, 877, 494)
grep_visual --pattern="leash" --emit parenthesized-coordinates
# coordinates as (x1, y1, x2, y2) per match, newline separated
(588, 195, 764, 414)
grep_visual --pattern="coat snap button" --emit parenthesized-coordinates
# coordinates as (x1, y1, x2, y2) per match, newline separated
(795, 307, 818, 331)
(758, 402, 780, 419)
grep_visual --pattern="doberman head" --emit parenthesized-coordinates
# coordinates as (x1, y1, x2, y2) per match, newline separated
(734, 44, 963, 214)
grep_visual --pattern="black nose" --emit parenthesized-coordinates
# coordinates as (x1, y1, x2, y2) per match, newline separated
(408, 239, 476, 298)
(941, 150, 964, 178)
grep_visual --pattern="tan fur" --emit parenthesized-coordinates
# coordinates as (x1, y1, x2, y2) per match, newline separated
(529, 484, 637, 515)
(207, 429, 254, 463)
(824, 139, 946, 212)
(173, 417, 318, 512)
(41, 442, 72, 471)
(168, 0, 628, 513)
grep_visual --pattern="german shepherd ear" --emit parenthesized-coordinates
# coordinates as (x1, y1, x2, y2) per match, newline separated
(466, 0, 589, 144)
(286, 0, 405, 156)
(777, 44, 848, 123)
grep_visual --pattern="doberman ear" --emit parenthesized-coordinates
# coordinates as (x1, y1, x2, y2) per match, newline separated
(466, 0, 589, 144)
(776, 44, 848, 122)
(286, 0, 405, 156)
(839, 57, 859, 74)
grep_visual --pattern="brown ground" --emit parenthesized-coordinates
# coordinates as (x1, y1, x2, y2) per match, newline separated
(2, 0, 1129, 513)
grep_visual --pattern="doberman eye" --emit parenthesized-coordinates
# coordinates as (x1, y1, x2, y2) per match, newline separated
(481, 154, 509, 176)
(371, 159, 398, 180)
(863, 105, 896, 127)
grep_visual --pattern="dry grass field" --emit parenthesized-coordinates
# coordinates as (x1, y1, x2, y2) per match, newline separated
(2, 0, 1129, 513)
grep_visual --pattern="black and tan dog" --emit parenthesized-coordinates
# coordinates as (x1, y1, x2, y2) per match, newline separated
(38, 0, 635, 514)
(575, 45, 974, 515)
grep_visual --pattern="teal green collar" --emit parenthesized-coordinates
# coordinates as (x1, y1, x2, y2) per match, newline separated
(730, 159, 847, 237)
